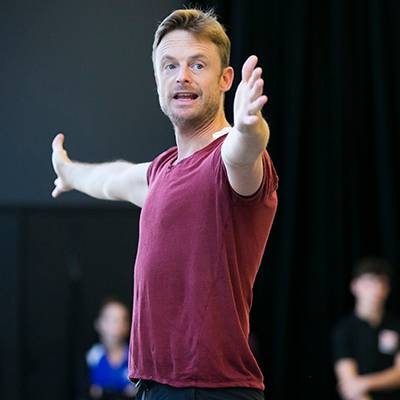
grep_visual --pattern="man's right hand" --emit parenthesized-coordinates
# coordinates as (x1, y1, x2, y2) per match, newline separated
(51, 133, 73, 198)
(50, 133, 150, 207)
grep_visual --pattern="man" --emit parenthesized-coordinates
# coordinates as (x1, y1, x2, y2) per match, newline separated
(332, 258, 400, 400)
(52, 9, 278, 400)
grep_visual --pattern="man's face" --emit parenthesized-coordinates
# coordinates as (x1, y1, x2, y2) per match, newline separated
(351, 273, 390, 307)
(154, 29, 233, 130)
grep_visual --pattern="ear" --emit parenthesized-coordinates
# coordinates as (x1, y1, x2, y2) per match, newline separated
(382, 280, 391, 295)
(350, 279, 358, 296)
(220, 66, 234, 92)
(94, 319, 100, 334)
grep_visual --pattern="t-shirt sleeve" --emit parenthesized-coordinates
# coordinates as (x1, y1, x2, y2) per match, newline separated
(332, 321, 355, 363)
(214, 144, 279, 205)
(146, 158, 156, 186)
(253, 149, 279, 199)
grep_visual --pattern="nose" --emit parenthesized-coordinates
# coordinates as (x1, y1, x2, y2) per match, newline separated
(176, 65, 191, 84)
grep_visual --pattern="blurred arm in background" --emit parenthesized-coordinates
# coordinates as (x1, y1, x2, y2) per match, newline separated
(335, 355, 400, 400)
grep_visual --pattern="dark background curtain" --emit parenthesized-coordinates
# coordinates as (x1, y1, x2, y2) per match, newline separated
(1, 0, 399, 399)
(190, 0, 400, 398)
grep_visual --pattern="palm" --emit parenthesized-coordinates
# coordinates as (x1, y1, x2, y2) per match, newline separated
(233, 55, 268, 134)
(51, 133, 72, 197)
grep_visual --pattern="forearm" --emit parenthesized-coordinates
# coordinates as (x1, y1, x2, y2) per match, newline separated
(223, 118, 269, 166)
(64, 160, 133, 200)
(363, 367, 400, 392)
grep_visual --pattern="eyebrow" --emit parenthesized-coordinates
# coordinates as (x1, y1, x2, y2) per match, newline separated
(160, 53, 209, 64)
(160, 55, 176, 63)
(188, 53, 209, 62)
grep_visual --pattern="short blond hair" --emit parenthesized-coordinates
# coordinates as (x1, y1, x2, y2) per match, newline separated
(152, 9, 231, 70)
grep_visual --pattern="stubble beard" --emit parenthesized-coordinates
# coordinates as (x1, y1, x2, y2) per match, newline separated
(161, 92, 221, 132)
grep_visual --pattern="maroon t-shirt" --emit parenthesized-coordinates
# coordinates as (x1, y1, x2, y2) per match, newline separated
(128, 133, 278, 390)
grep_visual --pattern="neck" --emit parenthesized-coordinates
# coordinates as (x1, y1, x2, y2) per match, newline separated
(355, 302, 384, 326)
(173, 110, 230, 163)
(103, 339, 124, 353)
(103, 340, 126, 365)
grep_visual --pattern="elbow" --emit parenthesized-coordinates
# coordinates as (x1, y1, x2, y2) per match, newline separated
(102, 180, 117, 201)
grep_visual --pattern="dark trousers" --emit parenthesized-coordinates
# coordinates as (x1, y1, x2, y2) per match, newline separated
(136, 380, 265, 400)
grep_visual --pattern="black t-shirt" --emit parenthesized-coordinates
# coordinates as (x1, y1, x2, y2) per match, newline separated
(332, 312, 400, 400)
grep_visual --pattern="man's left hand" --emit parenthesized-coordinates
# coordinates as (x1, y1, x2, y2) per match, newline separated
(233, 55, 269, 136)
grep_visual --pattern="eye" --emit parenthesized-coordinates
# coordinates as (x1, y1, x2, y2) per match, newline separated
(165, 64, 176, 70)
(192, 63, 204, 71)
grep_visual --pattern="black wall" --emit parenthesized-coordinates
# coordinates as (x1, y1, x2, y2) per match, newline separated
(1, 0, 180, 205)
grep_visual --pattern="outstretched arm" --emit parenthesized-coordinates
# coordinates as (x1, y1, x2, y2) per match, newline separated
(221, 55, 270, 196)
(51, 133, 150, 208)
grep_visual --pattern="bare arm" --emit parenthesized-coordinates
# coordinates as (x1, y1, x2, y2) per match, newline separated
(334, 354, 400, 398)
(335, 359, 372, 400)
(51, 133, 150, 208)
(335, 358, 359, 382)
(221, 55, 270, 196)
(362, 353, 400, 392)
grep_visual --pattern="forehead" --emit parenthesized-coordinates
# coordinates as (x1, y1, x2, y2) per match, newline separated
(101, 303, 127, 317)
(155, 29, 219, 62)
(356, 273, 388, 284)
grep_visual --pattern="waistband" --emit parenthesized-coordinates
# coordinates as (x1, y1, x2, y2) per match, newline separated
(135, 379, 155, 391)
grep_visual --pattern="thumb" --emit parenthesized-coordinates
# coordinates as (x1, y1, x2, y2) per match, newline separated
(52, 133, 65, 151)
(51, 187, 61, 198)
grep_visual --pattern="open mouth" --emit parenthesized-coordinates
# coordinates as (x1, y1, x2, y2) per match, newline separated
(173, 92, 199, 101)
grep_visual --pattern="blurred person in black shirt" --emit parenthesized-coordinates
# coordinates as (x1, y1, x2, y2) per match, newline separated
(332, 258, 400, 400)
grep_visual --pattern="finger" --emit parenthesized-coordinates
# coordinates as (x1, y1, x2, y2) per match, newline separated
(54, 178, 65, 189)
(241, 55, 258, 82)
(52, 133, 65, 151)
(248, 95, 268, 114)
(242, 114, 259, 126)
(248, 67, 263, 89)
(52, 187, 61, 198)
(249, 79, 264, 102)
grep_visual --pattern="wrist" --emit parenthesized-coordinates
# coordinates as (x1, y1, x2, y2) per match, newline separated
(361, 375, 373, 392)
(61, 159, 76, 189)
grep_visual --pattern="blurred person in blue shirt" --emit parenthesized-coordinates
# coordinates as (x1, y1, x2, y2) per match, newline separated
(86, 297, 137, 399)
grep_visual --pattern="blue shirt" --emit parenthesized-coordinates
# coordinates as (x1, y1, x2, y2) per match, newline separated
(86, 343, 131, 391)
